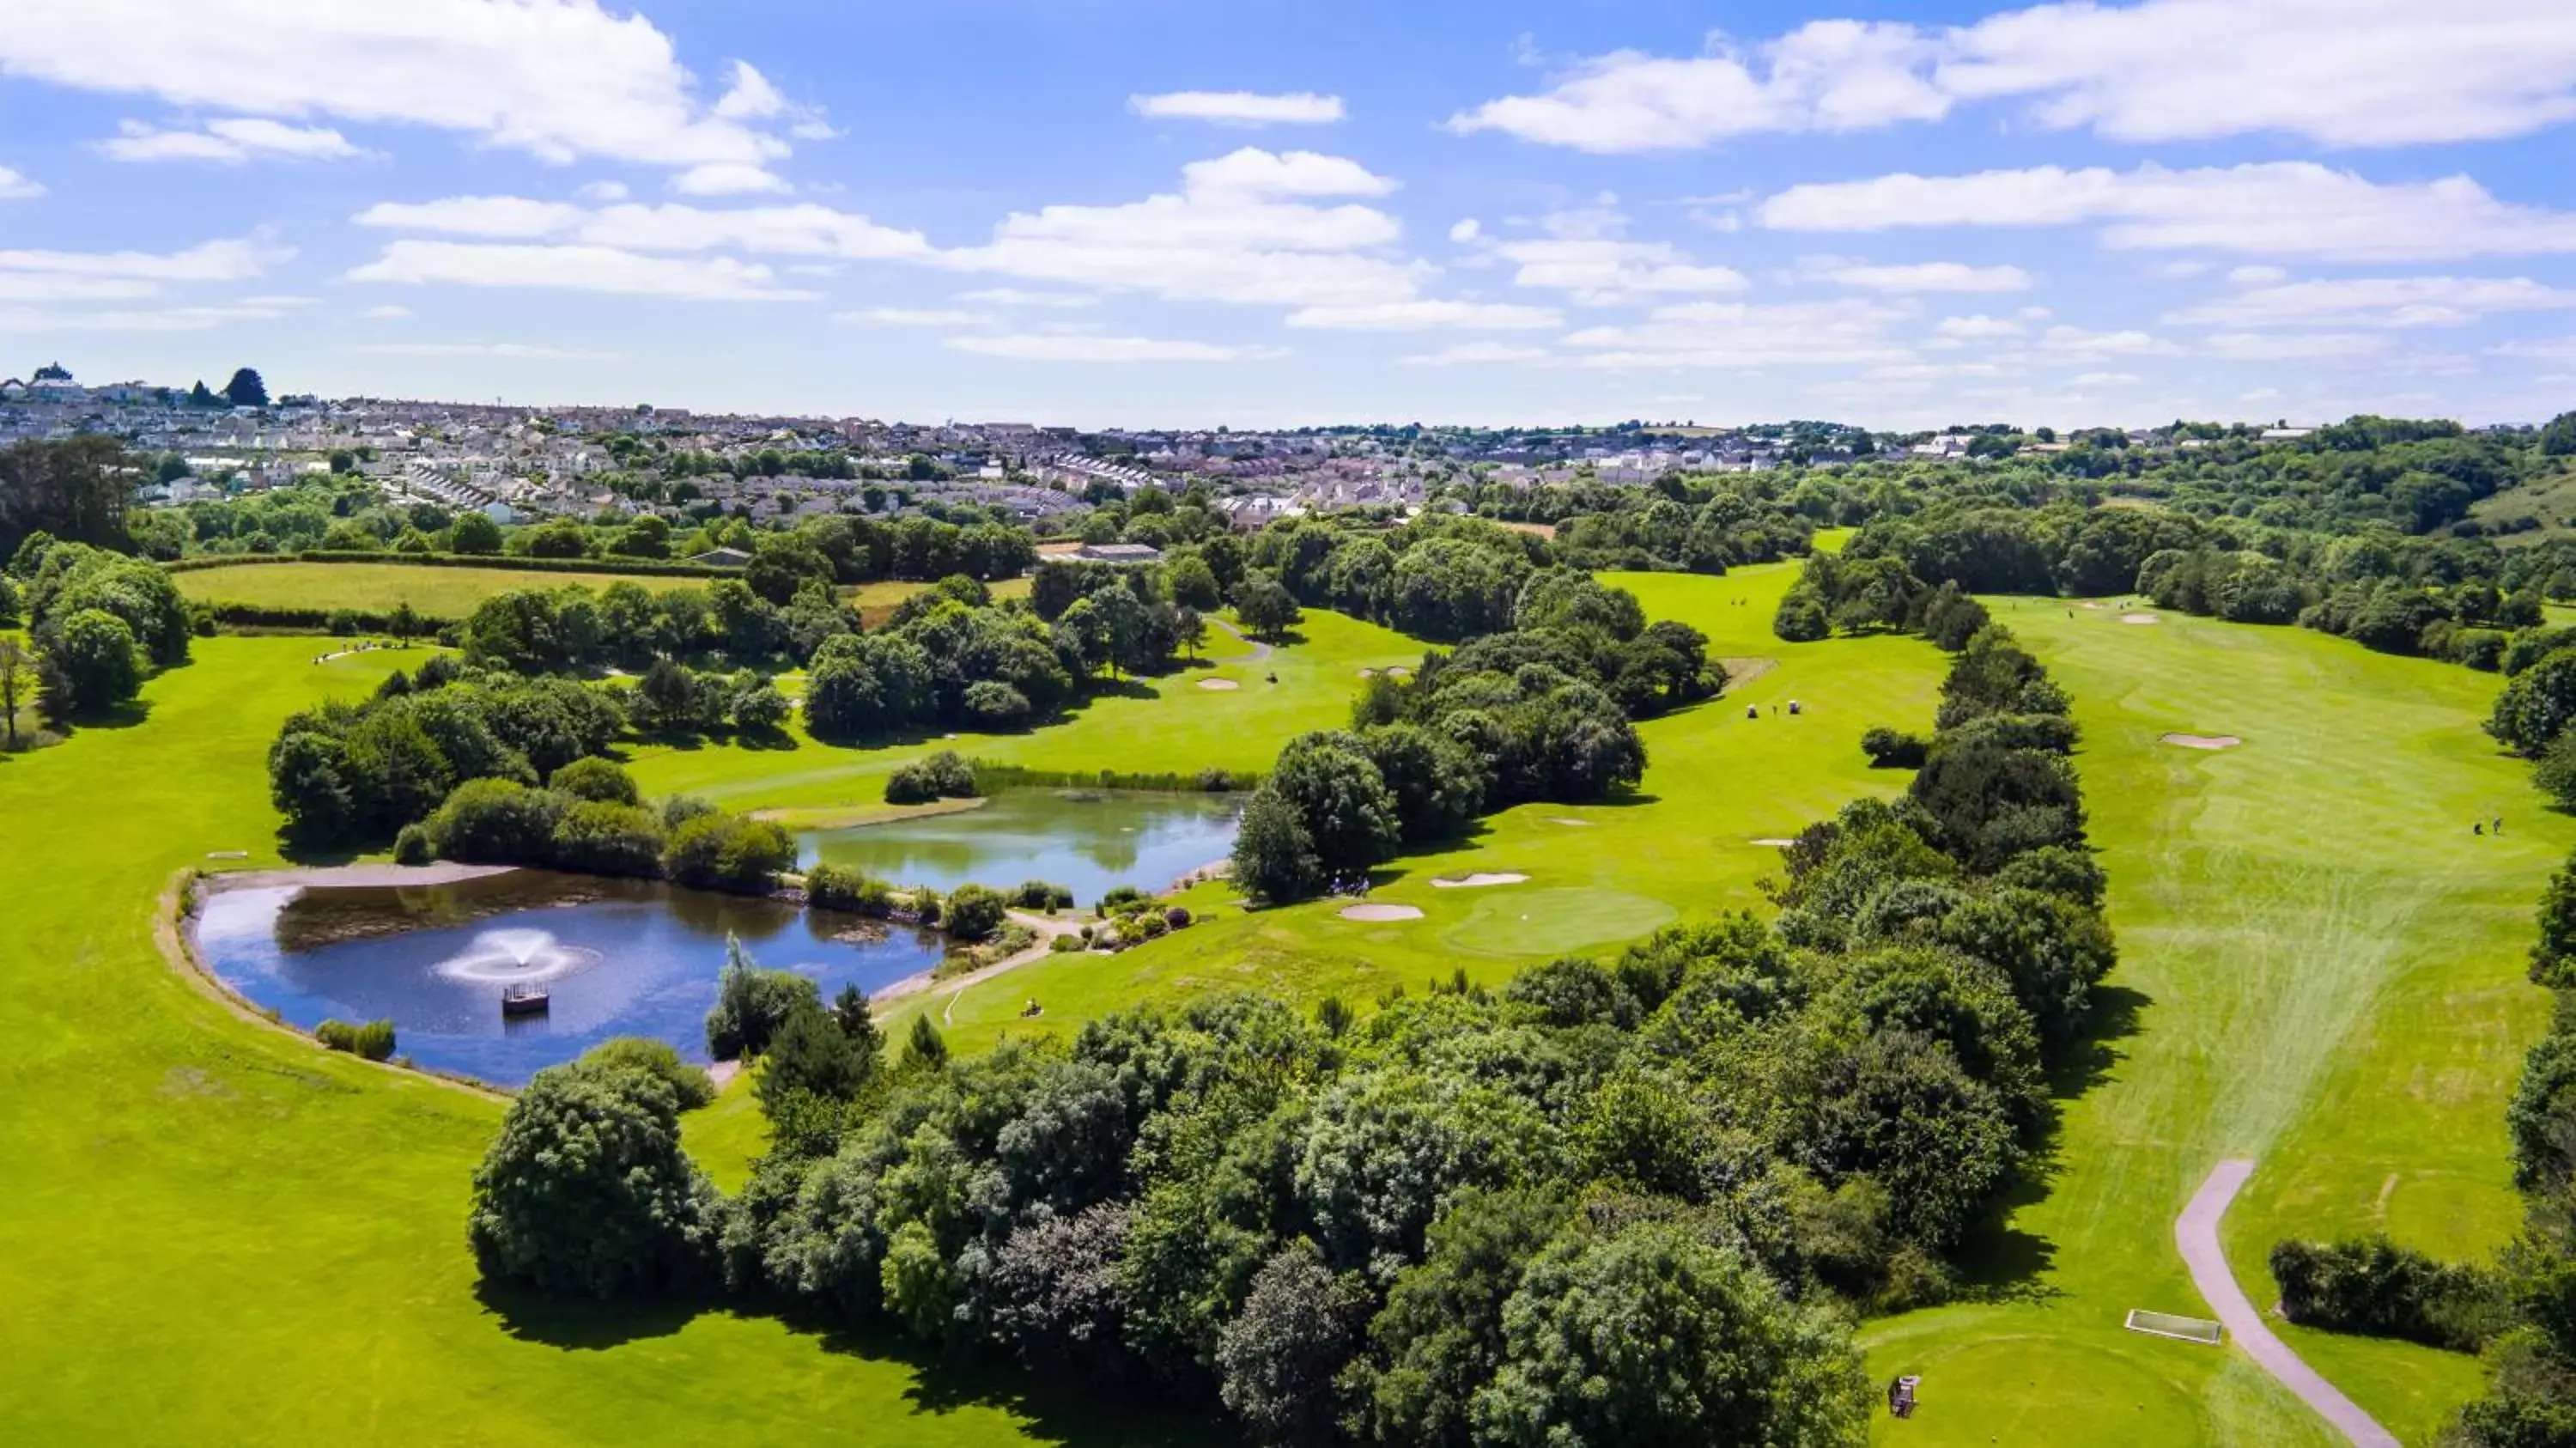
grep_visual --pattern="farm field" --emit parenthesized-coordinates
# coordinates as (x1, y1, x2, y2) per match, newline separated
(1857, 601, 2567, 1446)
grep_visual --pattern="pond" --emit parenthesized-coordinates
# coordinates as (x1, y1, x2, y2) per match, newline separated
(193, 870, 944, 1086)
(799, 788, 1242, 905)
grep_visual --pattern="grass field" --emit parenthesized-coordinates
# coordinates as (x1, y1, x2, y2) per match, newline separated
(1856, 600, 2567, 1446)
(171, 561, 1020, 627)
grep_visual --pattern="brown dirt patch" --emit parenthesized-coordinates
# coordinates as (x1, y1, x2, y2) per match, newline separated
(1719, 657, 1780, 692)
(2162, 733, 2241, 751)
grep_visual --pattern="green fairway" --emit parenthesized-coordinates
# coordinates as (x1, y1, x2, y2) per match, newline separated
(1856, 601, 2569, 1446)
(173, 560, 717, 616)
(0, 638, 1212, 1446)
(910, 563, 1948, 1052)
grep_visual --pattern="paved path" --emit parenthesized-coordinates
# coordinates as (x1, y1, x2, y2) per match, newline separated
(2176, 1159, 2401, 1448)
(1207, 615, 1273, 661)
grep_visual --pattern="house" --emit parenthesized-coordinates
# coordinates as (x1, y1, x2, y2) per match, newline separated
(1072, 542, 1163, 566)
(687, 545, 754, 568)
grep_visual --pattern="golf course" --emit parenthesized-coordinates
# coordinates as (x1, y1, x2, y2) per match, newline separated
(0, 559, 2560, 1445)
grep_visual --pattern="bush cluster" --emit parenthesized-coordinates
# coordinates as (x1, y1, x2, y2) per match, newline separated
(315, 1018, 397, 1062)
(884, 750, 979, 805)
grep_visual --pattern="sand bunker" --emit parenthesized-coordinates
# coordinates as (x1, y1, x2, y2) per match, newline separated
(1431, 873, 1528, 889)
(1340, 903, 1423, 922)
(1546, 817, 1595, 827)
(2162, 733, 2241, 751)
(1752, 837, 1798, 848)
(1197, 678, 1241, 691)
(2123, 613, 2161, 624)
(1357, 668, 1378, 678)
(1386, 666, 1412, 678)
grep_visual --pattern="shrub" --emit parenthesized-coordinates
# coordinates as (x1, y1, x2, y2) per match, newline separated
(549, 800, 666, 877)
(731, 680, 792, 732)
(580, 1036, 717, 1110)
(884, 749, 978, 804)
(466, 1061, 720, 1298)
(805, 861, 883, 913)
(316, 1018, 397, 1061)
(944, 883, 1008, 941)
(663, 812, 794, 892)
(1860, 726, 1929, 769)
(392, 823, 434, 866)
(1163, 905, 1192, 929)
(961, 679, 1030, 727)
(1010, 879, 1072, 910)
(1048, 934, 1085, 953)
(550, 757, 640, 806)
(2270, 1236, 2508, 1351)
(429, 779, 567, 866)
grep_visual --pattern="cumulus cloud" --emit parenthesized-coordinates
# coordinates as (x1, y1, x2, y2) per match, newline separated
(0, 235, 288, 282)
(836, 307, 995, 326)
(1397, 342, 1551, 366)
(1796, 256, 2032, 292)
(1129, 91, 1346, 125)
(944, 333, 1287, 363)
(1759, 162, 2576, 262)
(956, 288, 1097, 308)
(347, 240, 816, 301)
(102, 117, 373, 163)
(0, 0, 823, 174)
(0, 165, 43, 199)
(1935, 313, 2032, 339)
(671, 162, 793, 196)
(1178, 148, 1396, 198)
(1285, 300, 1562, 331)
(2165, 276, 2576, 329)
(1448, 0, 2576, 151)
(0, 298, 306, 332)
(1561, 298, 1917, 368)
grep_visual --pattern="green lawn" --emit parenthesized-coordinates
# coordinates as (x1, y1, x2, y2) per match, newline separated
(0, 638, 1214, 1446)
(1856, 600, 2566, 1446)
(173, 560, 717, 616)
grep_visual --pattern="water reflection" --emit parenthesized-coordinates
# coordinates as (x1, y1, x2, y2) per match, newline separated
(197, 870, 943, 1086)
(801, 789, 1241, 903)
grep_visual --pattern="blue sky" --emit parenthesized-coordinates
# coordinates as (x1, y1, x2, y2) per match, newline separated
(3, 0, 2574, 429)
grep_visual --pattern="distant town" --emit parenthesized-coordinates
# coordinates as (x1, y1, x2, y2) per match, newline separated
(16, 360, 2511, 538)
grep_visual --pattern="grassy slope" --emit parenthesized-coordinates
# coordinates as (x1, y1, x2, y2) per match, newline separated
(912, 564, 1947, 1054)
(173, 561, 714, 614)
(0, 638, 1213, 1446)
(1860, 601, 2564, 1446)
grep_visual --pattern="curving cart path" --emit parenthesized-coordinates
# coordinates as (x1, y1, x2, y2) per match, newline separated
(2175, 1159, 2402, 1448)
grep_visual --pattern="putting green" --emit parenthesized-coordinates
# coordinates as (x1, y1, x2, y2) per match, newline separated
(1862, 1332, 2209, 1445)
(1440, 887, 1677, 957)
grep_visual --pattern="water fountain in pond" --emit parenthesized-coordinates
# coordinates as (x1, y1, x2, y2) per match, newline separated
(432, 928, 602, 985)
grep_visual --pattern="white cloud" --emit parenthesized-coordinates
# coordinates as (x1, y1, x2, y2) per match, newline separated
(1760, 162, 2576, 262)
(944, 333, 1287, 363)
(361, 304, 411, 319)
(2166, 277, 2576, 329)
(1447, 21, 1948, 151)
(102, 116, 372, 164)
(671, 162, 792, 197)
(837, 307, 994, 327)
(356, 195, 932, 259)
(1935, 313, 2029, 339)
(1562, 298, 1916, 368)
(2493, 337, 2576, 364)
(1129, 91, 1346, 125)
(2036, 325, 2179, 356)
(350, 341, 619, 360)
(0, 0, 819, 173)
(1178, 148, 1395, 198)
(1449, 219, 1483, 244)
(355, 196, 591, 238)
(0, 165, 39, 199)
(1398, 342, 1551, 367)
(0, 299, 305, 332)
(347, 241, 815, 301)
(2202, 332, 2393, 361)
(2227, 265, 2288, 286)
(1797, 256, 2032, 292)
(1285, 300, 1563, 331)
(957, 288, 1097, 308)
(2069, 371, 2142, 386)
(577, 180, 630, 203)
(0, 274, 162, 302)
(0, 235, 286, 282)
(1448, 1, 2576, 151)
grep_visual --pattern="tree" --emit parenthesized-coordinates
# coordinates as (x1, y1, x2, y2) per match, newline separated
(1352, 1189, 1572, 1448)
(466, 1061, 720, 1298)
(2491, 649, 2576, 756)
(41, 607, 143, 715)
(1169, 554, 1224, 610)
(1231, 788, 1321, 904)
(945, 883, 1009, 941)
(448, 510, 504, 555)
(0, 635, 33, 747)
(1233, 570, 1303, 642)
(1217, 1238, 1367, 1446)
(705, 934, 821, 1058)
(1267, 731, 1401, 878)
(756, 1001, 878, 1116)
(1469, 1222, 1872, 1447)
(2542, 409, 2576, 459)
(222, 368, 270, 409)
